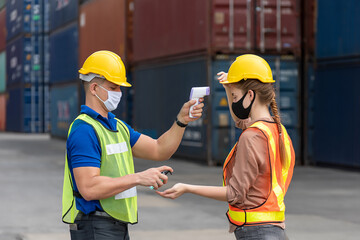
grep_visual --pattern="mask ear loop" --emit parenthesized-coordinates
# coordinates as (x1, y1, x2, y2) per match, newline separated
(94, 84, 107, 104)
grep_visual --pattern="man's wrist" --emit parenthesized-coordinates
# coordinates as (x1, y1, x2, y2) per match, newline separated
(175, 117, 188, 128)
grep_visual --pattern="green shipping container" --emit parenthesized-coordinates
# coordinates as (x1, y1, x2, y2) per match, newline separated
(0, 51, 5, 93)
(0, 0, 5, 9)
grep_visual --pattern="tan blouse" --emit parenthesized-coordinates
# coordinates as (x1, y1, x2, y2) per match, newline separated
(226, 117, 285, 232)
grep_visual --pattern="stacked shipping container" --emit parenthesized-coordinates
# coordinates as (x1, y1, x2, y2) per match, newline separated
(47, 0, 133, 138)
(132, 0, 301, 164)
(0, 4, 5, 131)
(308, 0, 360, 167)
(1, 0, 357, 168)
(5, 0, 44, 133)
(79, 0, 133, 126)
(45, 0, 80, 138)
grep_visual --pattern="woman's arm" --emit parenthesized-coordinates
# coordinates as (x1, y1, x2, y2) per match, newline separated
(157, 183, 228, 202)
(217, 71, 241, 123)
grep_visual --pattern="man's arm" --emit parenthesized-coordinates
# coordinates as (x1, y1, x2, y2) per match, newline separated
(74, 165, 173, 201)
(132, 99, 204, 161)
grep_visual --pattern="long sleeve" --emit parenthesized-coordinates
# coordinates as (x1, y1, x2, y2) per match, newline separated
(226, 128, 271, 208)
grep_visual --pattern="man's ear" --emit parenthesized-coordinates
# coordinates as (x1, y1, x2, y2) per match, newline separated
(89, 82, 97, 96)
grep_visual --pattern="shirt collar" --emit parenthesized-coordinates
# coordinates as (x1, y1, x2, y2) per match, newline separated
(245, 116, 275, 129)
(80, 105, 115, 120)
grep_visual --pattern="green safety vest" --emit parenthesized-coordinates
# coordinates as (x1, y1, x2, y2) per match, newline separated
(62, 114, 137, 224)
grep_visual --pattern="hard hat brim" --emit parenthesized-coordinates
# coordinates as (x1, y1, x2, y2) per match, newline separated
(220, 78, 275, 84)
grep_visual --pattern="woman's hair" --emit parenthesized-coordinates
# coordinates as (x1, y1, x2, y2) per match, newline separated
(234, 79, 287, 166)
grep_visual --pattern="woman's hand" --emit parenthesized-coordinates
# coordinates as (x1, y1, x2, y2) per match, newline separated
(156, 183, 188, 199)
(217, 71, 228, 83)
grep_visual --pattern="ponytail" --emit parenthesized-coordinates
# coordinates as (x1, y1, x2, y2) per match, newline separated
(235, 79, 288, 167)
(270, 97, 287, 167)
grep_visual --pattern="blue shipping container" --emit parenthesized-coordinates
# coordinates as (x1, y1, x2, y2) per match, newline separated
(6, 0, 43, 41)
(111, 72, 133, 125)
(306, 62, 315, 161)
(44, 84, 50, 132)
(48, 22, 78, 84)
(134, 57, 209, 161)
(312, 58, 360, 167)
(0, 51, 5, 93)
(6, 84, 43, 132)
(316, 0, 360, 59)
(134, 55, 300, 163)
(50, 83, 81, 138)
(6, 34, 43, 87)
(46, 0, 78, 32)
(210, 55, 300, 161)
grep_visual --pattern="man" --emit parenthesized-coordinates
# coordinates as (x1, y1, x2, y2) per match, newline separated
(62, 50, 205, 239)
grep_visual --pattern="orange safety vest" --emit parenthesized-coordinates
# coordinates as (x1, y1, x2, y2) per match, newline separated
(223, 121, 295, 227)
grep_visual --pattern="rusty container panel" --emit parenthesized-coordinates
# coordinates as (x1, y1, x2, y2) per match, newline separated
(0, 93, 6, 131)
(79, 0, 128, 65)
(133, 0, 209, 62)
(0, 8, 5, 51)
(256, 0, 300, 55)
(303, 0, 316, 56)
(212, 0, 255, 52)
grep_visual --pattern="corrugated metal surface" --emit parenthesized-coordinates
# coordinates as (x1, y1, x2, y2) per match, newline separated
(133, 56, 209, 161)
(133, 0, 209, 62)
(50, 83, 81, 138)
(48, 22, 79, 84)
(0, 0, 6, 9)
(0, 8, 6, 51)
(306, 62, 315, 160)
(212, 0, 255, 52)
(133, 0, 301, 62)
(44, 34, 49, 84)
(255, 0, 300, 54)
(303, 0, 316, 56)
(6, 34, 43, 87)
(6, 84, 43, 133)
(111, 72, 132, 125)
(44, 84, 50, 132)
(316, 0, 360, 59)
(0, 51, 5, 93)
(47, 0, 78, 32)
(133, 54, 300, 163)
(5, 0, 43, 41)
(312, 58, 360, 167)
(79, 0, 127, 65)
(0, 93, 6, 131)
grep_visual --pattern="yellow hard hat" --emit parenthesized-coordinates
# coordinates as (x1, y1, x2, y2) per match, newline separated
(222, 54, 275, 84)
(79, 50, 131, 87)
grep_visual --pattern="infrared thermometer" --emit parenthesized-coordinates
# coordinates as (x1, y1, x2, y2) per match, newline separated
(189, 87, 210, 118)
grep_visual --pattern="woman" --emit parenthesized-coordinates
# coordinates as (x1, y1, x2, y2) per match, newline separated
(157, 54, 295, 240)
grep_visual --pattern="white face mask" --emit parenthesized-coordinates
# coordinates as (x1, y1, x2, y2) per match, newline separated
(95, 84, 122, 112)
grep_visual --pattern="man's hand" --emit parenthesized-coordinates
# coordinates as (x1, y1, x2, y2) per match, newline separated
(177, 99, 205, 124)
(135, 166, 173, 190)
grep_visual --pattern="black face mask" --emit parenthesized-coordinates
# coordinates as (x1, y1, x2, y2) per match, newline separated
(231, 91, 256, 119)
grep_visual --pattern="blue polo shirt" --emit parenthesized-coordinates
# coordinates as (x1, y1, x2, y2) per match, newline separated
(66, 105, 141, 214)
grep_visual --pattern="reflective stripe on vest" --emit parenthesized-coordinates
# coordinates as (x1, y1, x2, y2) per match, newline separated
(223, 121, 295, 227)
(62, 114, 137, 224)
